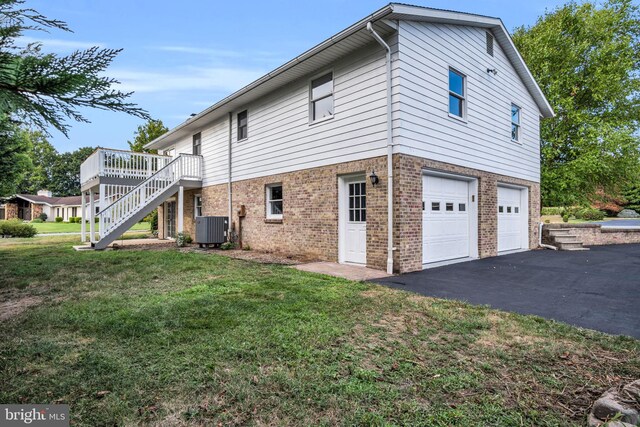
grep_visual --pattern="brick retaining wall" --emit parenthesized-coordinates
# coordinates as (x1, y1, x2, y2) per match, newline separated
(543, 223, 640, 246)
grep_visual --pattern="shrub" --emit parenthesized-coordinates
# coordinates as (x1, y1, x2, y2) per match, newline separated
(38, 212, 47, 222)
(176, 232, 192, 247)
(0, 220, 37, 237)
(144, 209, 158, 232)
(541, 207, 563, 216)
(55, 217, 63, 223)
(562, 206, 583, 218)
(220, 241, 236, 250)
(30, 218, 43, 223)
(562, 214, 569, 223)
(578, 208, 605, 221)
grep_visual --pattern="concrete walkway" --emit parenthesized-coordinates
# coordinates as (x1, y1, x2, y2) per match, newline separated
(293, 261, 391, 281)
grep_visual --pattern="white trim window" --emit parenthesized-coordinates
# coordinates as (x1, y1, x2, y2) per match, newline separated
(511, 104, 521, 142)
(310, 72, 333, 122)
(194, 194, 202, 218)
(266, 184, 283, 219)
(237, 110, 248, 141)
(448, 68, 466, 118)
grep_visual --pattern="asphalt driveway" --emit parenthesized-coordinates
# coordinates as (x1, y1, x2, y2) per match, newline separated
(375, 244, 640, 338)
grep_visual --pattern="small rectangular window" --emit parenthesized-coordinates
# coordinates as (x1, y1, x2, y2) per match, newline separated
(348, 182, 366, 223)
(266, 184, 283, 219)
(459, 203, 466, 212)
(511, 104, 521, 141)
(431, 202, 440, 211)
(192, 132, 201, 155)
(237, 110, 248, 141)
(514, 207, 519, 214)
(446, 202, 454, 211)
(507, 206, 512, 213)
(310, 72, 333, 122)
(449, 68, 465, 118)
(486, 32, 494, 56)
(194, 195, 202, 217)
(499, 206, 504, 213)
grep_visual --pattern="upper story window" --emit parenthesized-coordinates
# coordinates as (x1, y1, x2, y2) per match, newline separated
(194, 195, 202, 217)
(192, 132, 201, 155)
(448, 68, 466, 118)
(511, 104, 521, 141)
(486, 32, 494, 56)
(310, 72, 333, 122)
(237, 110, 248, 141)
(266, 183, 283, 219)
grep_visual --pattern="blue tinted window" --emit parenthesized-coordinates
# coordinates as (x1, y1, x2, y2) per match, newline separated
(449, 95, 463, 116)
(449, 69, 464, 96)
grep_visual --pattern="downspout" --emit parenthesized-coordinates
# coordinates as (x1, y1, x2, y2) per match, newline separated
(367, 22, 394, 274)
(539, 222, 557, 250)
(228, 112, 233, 242)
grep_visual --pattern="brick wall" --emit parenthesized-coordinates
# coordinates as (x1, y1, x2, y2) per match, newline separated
(157, 204, 165, 239)
(4, 203, 18, 220)
(543, 223, 640, 246)
(200, 157, 389, 269)
(394, 153, 540, 273)
(31, 203, 43, 221)
(192, 153, 540, 274)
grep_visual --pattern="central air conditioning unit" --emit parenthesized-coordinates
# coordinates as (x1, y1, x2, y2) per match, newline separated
(195, 216, 229, 248)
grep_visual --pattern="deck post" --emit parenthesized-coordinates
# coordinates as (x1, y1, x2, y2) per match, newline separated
(89, 191, 95, 243)
(177, 185, 184, 233)
(80, 192, 87, 243)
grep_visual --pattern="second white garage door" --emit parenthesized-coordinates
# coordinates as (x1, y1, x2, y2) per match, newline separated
(423, 175, 472, 265)
(498, 186, 527, 252)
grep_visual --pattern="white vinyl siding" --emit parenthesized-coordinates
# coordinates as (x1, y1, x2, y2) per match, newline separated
(395, 21, 541, 183)
(228, 42, 395, 182)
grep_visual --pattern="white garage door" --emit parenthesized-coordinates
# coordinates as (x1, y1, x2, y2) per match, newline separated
(498, 186, 525, 252)
(423, 175, 471, 264)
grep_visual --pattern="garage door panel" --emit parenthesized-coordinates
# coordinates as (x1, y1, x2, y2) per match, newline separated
(423, 175, 471, 265)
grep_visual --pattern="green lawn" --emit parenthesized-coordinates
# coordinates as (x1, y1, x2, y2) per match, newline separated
(30, 221, 150, 233)
(0, 236, 638, 426)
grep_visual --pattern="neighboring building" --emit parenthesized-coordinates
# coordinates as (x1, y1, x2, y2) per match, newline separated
(0, 190, 93, 221)
(79, 4, 554, 273)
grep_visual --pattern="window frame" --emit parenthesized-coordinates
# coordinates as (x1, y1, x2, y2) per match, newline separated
(237, 110, 248, 141)
(192, 132, 202, 155)
(511, 103, 521, 142)
(194, 194, 202, 218)
(266, 183, 283, 220)
(448, 67, 467, 120)
(309, 71, 334, 124)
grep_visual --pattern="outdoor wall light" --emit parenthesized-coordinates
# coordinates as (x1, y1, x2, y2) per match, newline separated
(487, 68, 498, 75)
(369, 170, 380, 187)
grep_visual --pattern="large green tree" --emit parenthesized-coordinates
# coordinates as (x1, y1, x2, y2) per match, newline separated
(513, 0, 640, 206)
(0, 0, 149, 136)
(0, 118, 31, 195)
(17, 130, 56, 194)
(127, 119, 168, 153)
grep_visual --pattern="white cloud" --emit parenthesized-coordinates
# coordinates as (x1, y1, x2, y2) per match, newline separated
(17, 36, 104, 52)
(154, 45, 243, 58)
(110, 66, 265, 94)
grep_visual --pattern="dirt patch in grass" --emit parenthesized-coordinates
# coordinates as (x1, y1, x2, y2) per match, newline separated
(0, 295, 44, 321)
(182, 246, 308, 265)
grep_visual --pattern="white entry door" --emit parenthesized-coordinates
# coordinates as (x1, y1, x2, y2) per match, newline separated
(341, 177, 367, 264)
(423, 175, 471, 264)
(498, 186, 525, 252)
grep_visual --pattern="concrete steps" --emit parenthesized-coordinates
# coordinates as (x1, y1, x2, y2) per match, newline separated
(544, 228, 590, 251)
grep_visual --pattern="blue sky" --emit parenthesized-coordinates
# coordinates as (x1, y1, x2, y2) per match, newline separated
(25, 0, 568, 152)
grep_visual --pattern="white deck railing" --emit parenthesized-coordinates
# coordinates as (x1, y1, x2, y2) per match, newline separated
(97, 154, 202, 240)
(81, 148, 173, 186)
